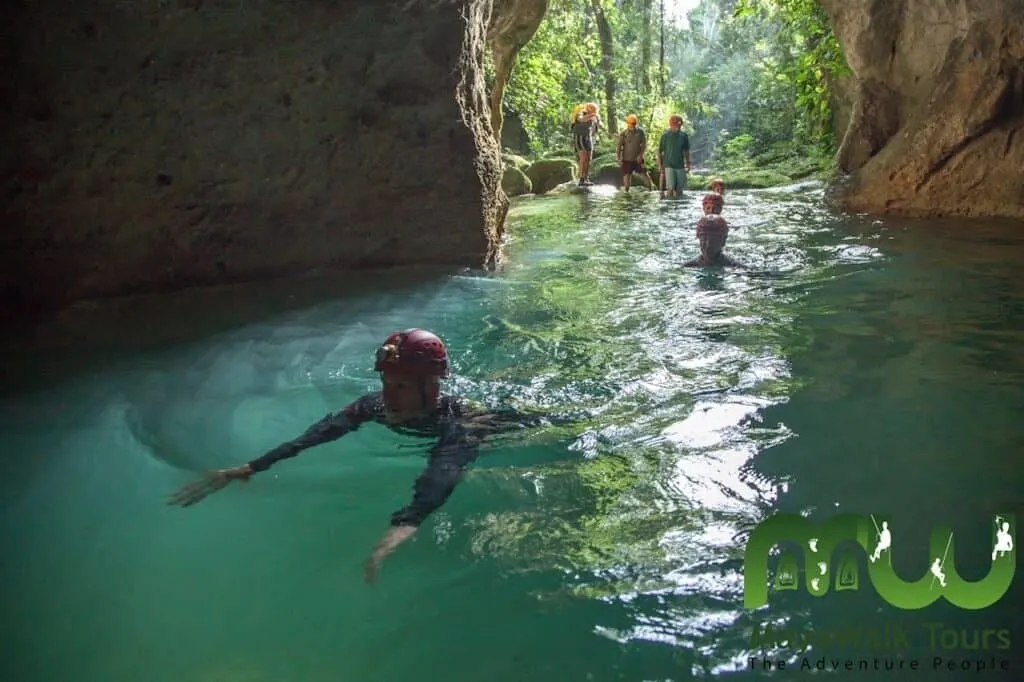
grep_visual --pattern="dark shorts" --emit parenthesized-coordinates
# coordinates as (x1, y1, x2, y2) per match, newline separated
(573, 135, 593, 152)
(620, 160, 644, 175)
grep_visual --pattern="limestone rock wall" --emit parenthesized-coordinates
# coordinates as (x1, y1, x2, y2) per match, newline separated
(487, 0, 548, 143)
(822, 0, 1024, 219)
(1, 0, 507, 320)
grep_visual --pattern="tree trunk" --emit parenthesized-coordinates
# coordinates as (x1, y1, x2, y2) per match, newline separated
(659, 0, 665, 96)
(589, 0, 617, 135)
(640, 0, 651, 94)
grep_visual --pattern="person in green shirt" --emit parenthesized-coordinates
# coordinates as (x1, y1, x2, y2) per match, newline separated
(657, 115, 691, 199)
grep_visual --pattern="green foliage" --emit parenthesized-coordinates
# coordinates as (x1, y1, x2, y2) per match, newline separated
(503, 0, 604, 156)
(715, 131, 755, 165)
(502, 0, 849, 174)
(734, 0, 850, 145)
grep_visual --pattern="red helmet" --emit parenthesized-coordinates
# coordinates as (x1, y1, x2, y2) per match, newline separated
(374, 328, 449, 377)
(702, 192, 724, 213)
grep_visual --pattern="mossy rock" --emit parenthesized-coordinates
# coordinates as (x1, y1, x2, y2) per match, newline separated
(540, 147, 576, 159)
(501, 166, 532, 196)
(525, 159, 576, 194)
(593, 162, 655, 190)
(688, 173, 710, 191)
(501, 152, 531, 171)
(547, 180, 585, 195)
(691, 169, 794, 190)
(594, 162, 621, 185)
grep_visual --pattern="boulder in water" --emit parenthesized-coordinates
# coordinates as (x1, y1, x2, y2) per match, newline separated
(524, 159, 575, 194)
(502, 167, 533, 196)
(593, 162, 653, 189)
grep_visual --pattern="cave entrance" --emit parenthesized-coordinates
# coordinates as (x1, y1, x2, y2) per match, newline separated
(489, 0, 849, 177)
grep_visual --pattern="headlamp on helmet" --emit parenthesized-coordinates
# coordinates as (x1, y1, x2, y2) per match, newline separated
(373, 328, 450, 377)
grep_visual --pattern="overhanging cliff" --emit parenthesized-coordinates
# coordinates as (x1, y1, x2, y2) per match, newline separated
(1, 0, 510, 321)
(822, 0, 1024, 219)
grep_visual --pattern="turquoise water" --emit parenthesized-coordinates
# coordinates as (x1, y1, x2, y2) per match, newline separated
(1, 183, 1023, 681)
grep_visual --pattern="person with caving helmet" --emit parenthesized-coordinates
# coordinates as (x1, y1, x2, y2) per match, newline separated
(374, 328, 450, 416)
(167, 328, 553, 583)
(702, 190, 725, 216)
(709, 177, 726, 195)
(657, 114, 691, 199)
(616, 114, 650, 192)
(683, 194, 745, 268)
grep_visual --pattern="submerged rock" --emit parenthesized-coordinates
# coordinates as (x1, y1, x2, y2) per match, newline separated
(593, 163, 654, 189)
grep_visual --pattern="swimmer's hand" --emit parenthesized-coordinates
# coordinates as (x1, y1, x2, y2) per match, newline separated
(364, 524, 418, 585)
(167, 464, 253, 507)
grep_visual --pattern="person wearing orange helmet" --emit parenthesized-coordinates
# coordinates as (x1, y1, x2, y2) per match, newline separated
(657, 115, 691, 199)
(710, 177, 726, 195)
(616, 113, 648, 192)
(167, 328, 544, 582)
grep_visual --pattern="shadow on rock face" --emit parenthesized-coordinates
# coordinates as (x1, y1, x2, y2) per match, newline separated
(820, 0, 1024, 220)
(2, 0, 513, 323)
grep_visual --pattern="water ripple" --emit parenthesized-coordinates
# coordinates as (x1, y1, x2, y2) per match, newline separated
(3, 185, 1024, 682)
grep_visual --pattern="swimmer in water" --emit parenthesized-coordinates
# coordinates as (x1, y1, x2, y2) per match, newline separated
(167, 329, 557, 583)
(701, 190, 724, 216)
(683, 193, 745, 268)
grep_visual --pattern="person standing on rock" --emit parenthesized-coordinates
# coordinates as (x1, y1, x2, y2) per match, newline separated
(570, 102, 601, 186)
(617, 114, 650, 192)
(657, 115, 691, 199)
(166, 328, 560, 583)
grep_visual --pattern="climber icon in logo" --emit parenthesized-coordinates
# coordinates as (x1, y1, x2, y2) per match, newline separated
(743, 513, 1016, 610)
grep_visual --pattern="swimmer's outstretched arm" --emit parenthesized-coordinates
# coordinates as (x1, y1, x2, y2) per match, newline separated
(247, 404, 368, 473)
(167, 399, 372, 507)
(364, 420, 481, 583)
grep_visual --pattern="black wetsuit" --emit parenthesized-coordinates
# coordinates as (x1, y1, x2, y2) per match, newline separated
(571, 117, 598, 152)
(683, 252, 746, 268)
(247, 394, 543, 528)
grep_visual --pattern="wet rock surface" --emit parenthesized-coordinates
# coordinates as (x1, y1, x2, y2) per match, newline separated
(822, 0, 1024, 220)
(1, 0, 507, 322)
